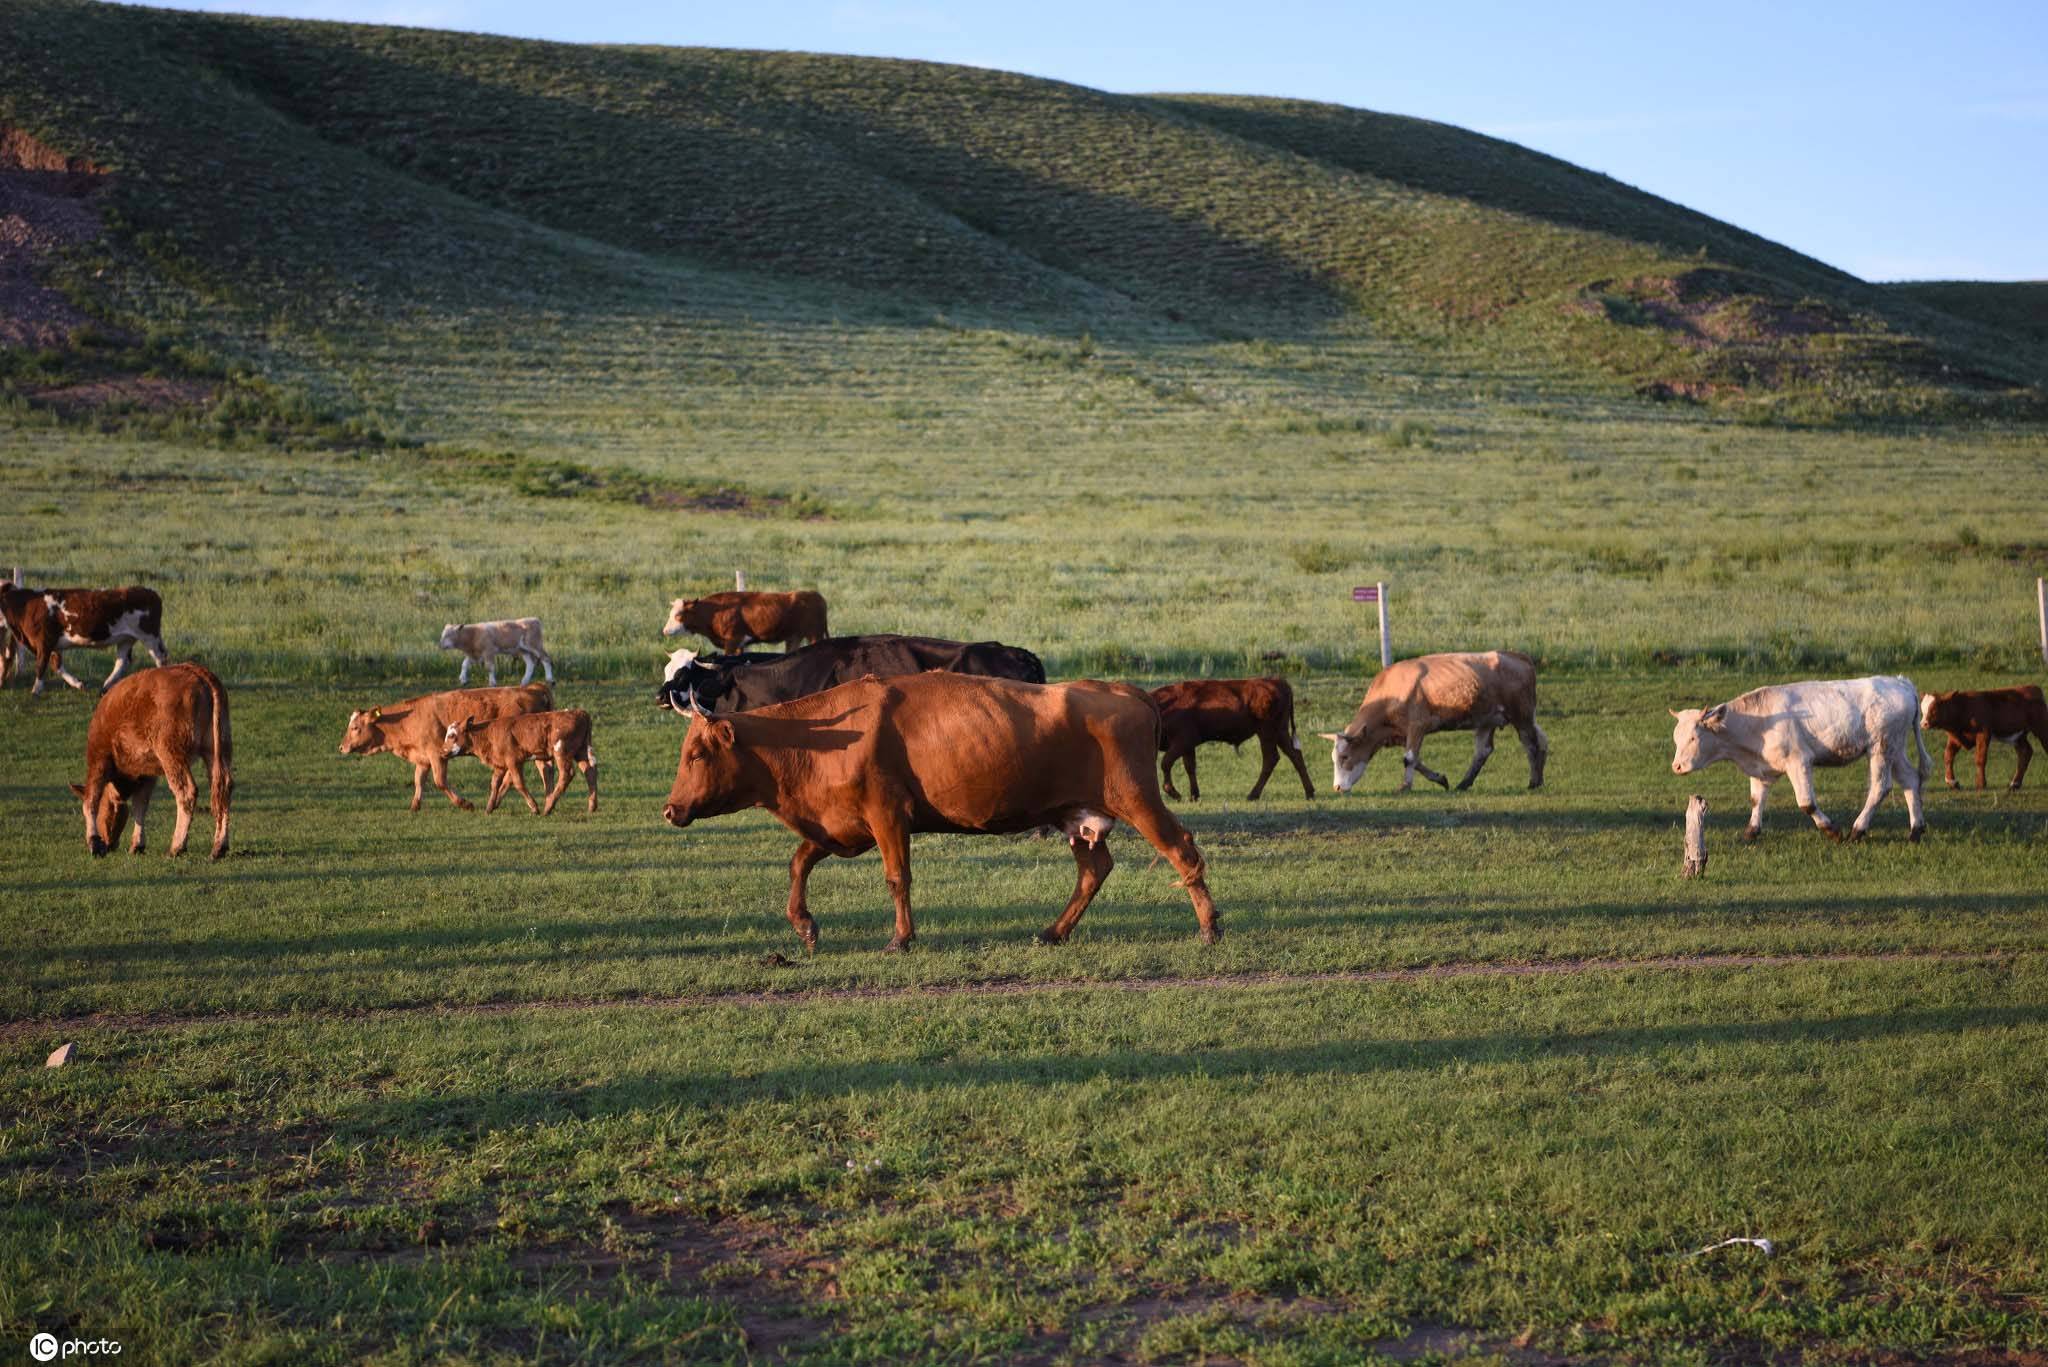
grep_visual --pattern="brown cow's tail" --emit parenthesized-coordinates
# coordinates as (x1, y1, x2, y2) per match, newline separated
(1283, 679, 1301, 752)
(207, 666, 232, 853)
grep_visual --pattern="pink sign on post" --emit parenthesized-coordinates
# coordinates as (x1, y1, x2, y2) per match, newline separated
(1352, 585, 1378, 602)
(1353, 582, 1390, 667)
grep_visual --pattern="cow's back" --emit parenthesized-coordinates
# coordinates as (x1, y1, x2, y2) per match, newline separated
(394, 684, 552, 756)
(88, 662, 217, 773)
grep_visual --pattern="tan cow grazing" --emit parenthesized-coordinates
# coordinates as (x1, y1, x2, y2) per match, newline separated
(438, 618, 554, 685)
(339, 683, 552, 810)
(1151, 677, 1315, 802)
(70, 662, 231, 859)
(1320, 650, 1548, 794)
(663, 590, 829, 653)
(443, 709, 598, 815)
(1, 578, 167, 694)
(663, 672, 1220, 953)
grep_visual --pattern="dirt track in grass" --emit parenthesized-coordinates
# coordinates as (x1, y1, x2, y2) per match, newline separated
(3, 949, 2017, 1042)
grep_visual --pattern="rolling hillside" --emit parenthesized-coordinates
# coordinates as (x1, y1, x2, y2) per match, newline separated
(0, 0, 2042, 437)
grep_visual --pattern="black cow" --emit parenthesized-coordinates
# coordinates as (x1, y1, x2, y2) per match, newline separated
(656, 635, 1046, 714)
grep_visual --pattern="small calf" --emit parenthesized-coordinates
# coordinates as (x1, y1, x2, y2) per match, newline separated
(1919, 685, 2048, 790)
(438, 618, 554, 686)
(443, 708, 597, 815)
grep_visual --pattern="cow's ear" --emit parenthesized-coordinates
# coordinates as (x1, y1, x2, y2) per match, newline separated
(69, 782, 85, 797)
(369, 707, 381, 721)
(1317, 731, 1343, 743)
(712, 718, 736, 745)
(1699, 703, 1728, 730)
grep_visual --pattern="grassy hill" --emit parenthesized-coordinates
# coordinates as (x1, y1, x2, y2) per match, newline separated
(0, 0, 2043, 432)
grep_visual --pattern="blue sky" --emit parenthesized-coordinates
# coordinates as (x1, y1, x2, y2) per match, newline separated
(135, 0, 2047, 281)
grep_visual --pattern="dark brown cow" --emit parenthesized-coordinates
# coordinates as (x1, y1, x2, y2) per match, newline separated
(1, 578, 166, 695)
(1919, 686, 2048, 789)
(662, 672, 1220, 953)
(663, 590, 829, 653)
(1150, 677, 1315, 801)
(443, 708, 598, 815)
(338, 684, 552, 810)
(70, 662, 231, 859)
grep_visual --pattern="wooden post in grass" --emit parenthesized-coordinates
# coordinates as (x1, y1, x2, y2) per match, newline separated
(1353, 582, 1391, 668)
(1683, 795, 1709, 879)
(2038, 578, 2046, 667)
(735, 568, 746, 591)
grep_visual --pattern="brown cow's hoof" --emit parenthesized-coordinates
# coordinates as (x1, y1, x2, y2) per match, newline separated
(1944, 780, 1959, 790)
(881, 937, 915, 954)
(1429, 775, 1451, 790)
(1821, 826, 1843, 844)
(1034, 927, 1066, 946)
(1741, 826, 1761, 843)
(210, 845, 227, 861)
(1199, 926, 1222, 945)
(1909, 825, 1926, 843)
(1844, 827, 1866, 844)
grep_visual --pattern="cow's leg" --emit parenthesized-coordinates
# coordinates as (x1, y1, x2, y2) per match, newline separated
(1942, 736, 1962, 789)
(517, 650, 536, 686)
(1181, 745, 1201, 802)
(1453, 727, 1496, 792)
(457, 654, 472, 686)
(428, 753, 473, 810)
(541, 744, 574, 816)
(1517, 721, 1549, 789)
(1784, 759, 1841, 841)
(505, 760, 541, 815)
(540, 648, 554, 684)
(1039, 837, 1114, 944)
(2012, 736, 2034, 790)
(161, 758, 199, 857)
(1402, 729, 1449, 790)
(1248, 737, 1281, 800)
(410, 763, 428, 812)
(52, 652, 90, 691)
(784, 839, 838, 953)
(1743, 775, 1772, 840)
(483, 766, 509, 813)
(1159, 748, 1184, 801)
(127, 779, 155, 854)
(873, 816, 916, 952)
(1117, 800, 1221, 944)
(1846, 748, 1895, 841)
(144, 634, 167, 668)
(1972, 734, 1991, 790)
(1898, 751, 1927, 842)
(580, 755, 598, 813)
(485, 652, 498, 687)
(103, 640, 135, 689)
(1278, 732, 1315, 799)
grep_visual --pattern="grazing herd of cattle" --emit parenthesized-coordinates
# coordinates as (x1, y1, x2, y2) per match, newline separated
(8, 573, 2048, 950)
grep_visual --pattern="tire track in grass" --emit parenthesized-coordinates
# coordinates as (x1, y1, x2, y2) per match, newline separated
(2, 949, 2022, 1040)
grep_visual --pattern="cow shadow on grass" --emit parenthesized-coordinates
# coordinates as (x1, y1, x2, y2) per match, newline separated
(331, 1002, 2048, 1144)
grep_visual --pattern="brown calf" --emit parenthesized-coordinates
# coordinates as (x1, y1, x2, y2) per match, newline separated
(1151, 677, 1315, 801)
(663, 590, 829, 653)
(663, 673, 1219, 953)
(338, 684, 552, 810)
(1919, 686, 2048, 789)
(443, 708, 598, 815)
(1, 578, 166, 695)
(70, 661, 231, 859)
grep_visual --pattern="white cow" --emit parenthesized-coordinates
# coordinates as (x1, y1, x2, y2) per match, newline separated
(1668, 675, 1928, 842)
(438, 618, 554, 686)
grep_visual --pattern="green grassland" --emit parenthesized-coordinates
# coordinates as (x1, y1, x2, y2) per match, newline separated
(4, 2, 2048, 1361)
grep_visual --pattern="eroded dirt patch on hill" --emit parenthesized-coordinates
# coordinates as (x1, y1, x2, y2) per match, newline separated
(0, 125, 108, 349)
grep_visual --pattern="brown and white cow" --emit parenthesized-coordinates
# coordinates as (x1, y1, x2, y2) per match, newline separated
(1319, 651, 1547, 794)
(70, 661, 231, 859)
(438, 618, 554, 686)
(1, 577, 166, 695)
(339, 683, 552, 810)
(663, 672, 1219, 953)
(662, 590, 829, 653)
(1919, 685, 2048, 790)
(1670, 675, 1928, 842)
(443, 708, 598, 815)
(1151, 677, 1315, 801)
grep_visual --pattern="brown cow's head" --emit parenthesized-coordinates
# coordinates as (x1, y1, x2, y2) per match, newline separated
(339, 707, 388, 756)
(663, 710, 745, 828)
(661, 598, 699, 638)
(1919, 691, 1952, 731)
(69, 778, 128, 856)
(443, 716, 482, 758)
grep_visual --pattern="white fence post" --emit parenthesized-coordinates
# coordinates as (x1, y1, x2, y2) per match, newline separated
(2038, 578, 2046, 667)
(736, 569, 746, 591)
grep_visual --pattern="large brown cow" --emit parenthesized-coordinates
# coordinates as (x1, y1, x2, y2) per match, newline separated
(338, 683, 552, 810)
(1151, 677, 1315, 801)
(663, 590, 829, 653)
(662, 672, 1220, 952)
(70, 661, 231, 859)
(1319, 651, 1547, 794)
(1919, 686, 2048, 790)
(1, 578, 166, 694)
